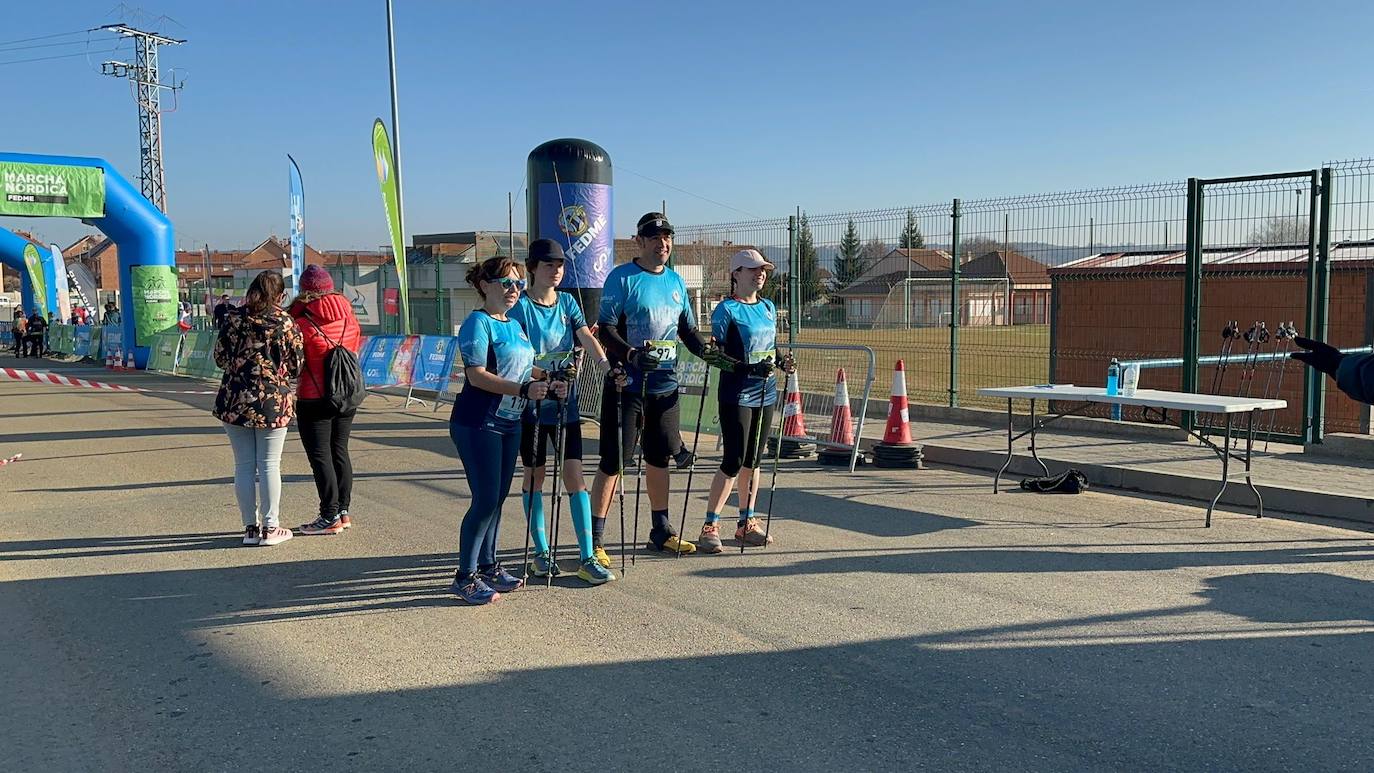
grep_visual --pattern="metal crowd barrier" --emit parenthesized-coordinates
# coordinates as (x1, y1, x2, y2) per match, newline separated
(781, 342, 877, 473)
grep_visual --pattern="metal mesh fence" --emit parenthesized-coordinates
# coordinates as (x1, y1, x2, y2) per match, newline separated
(359, 158, 1374, 442)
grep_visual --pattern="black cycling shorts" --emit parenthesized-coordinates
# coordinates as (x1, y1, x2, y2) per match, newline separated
(520, 420, 584, 468)
(598, 380, 680, 474)
(719, 402, 776, 477)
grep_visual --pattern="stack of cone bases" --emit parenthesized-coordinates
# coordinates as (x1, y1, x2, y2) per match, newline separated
(819, 368, 863, 466)
(767, 370, 814, 459)
(873, 359, 924, 469)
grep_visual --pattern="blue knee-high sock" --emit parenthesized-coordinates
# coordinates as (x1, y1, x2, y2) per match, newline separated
(524, 490, 549, 554)
(570, 490, 593, 561)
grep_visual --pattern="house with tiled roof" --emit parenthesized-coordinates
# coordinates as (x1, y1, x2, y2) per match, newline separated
(832, 248, 1050, 327)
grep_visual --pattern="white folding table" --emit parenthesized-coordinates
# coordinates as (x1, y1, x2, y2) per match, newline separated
(975, 385, 1287, 527)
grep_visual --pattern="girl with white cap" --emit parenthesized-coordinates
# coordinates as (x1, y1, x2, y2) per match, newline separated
(696, 248, 795, 552)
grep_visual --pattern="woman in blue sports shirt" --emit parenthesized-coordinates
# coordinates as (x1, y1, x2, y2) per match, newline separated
(696, 249, 795, 553)
(449, 255, 565, 605)
(510, 239, 624, 586)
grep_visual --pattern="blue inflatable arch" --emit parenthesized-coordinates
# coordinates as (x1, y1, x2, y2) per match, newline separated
(0, 228, 44, 314)
(0, 153, 175, 367)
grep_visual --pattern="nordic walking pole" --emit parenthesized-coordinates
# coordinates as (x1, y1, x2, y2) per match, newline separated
(521, 398, 543, 582)
(676, 363, 711, 557)
(614, 377, 629, 574)
(1203, 321, 1238, 435)
(630, 375, 648, 565)
(1263, 322, 1297, 451)
(740, 391, 768, 555)
(762, 365, 790, 549)
(546, 389, 568, 589)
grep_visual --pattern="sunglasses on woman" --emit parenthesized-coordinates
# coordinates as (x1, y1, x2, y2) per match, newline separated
(495, 278, 526, 291)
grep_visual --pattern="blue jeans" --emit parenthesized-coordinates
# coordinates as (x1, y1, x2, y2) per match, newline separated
(451, 422, 520, 575)
(222, 423, 288, 529)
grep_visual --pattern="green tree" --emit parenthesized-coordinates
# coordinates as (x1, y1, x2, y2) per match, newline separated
(899, 209, 925, 249)
(795, 214, 823, 306)
(834, 218, 866, 289)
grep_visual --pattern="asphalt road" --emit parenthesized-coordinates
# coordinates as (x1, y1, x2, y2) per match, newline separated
(3, 358, 1374, 772)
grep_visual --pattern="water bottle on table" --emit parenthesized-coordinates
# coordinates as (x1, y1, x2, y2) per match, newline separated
(1107, 358, 1121, 420)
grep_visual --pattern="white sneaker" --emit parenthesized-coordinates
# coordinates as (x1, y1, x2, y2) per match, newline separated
(242, 525, 261, 546)
(259, 526, 293, 546)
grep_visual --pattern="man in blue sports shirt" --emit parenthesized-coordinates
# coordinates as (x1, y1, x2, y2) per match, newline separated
(589, 212, 708, 557)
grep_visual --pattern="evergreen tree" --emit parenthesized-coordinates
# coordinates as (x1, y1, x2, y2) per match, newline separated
(835, 218, 866, 289)
(795, 214, 822, 306)
(899, 209, 925, 249)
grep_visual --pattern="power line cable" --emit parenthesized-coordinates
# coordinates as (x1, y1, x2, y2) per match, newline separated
(0, 46, 127, 67)
(0, 28, 95, 46)
(0, 37, 105, 53)
(617, 163, 764, 219)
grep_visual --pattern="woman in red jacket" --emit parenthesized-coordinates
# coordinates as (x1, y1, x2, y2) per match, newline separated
(289, 265, 364, 535)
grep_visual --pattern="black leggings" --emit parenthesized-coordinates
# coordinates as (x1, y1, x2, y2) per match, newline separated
(598, 381, 681, 474)
(296, 398, 356, 518)
(719, 402, 776, 477)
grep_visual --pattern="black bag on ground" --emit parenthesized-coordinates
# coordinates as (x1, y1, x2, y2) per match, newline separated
(304, 315, 365, 413)
(1019, 469, 1089, 494)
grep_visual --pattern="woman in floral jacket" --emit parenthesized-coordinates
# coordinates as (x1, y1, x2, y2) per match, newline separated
(213, 270, 304, 547)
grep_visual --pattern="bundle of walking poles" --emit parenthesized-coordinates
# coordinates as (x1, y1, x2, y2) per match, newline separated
(520, 356, 787, 585)
(1200, 320, 1298, 449)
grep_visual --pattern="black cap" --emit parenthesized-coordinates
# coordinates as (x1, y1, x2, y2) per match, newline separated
(637, 212, 675, 237)
(528, 238, 565, 262)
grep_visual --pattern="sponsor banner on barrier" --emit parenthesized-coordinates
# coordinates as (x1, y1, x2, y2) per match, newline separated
(49, 324, 75, 355)
(412, 335, 459, 391)
(74, 326, 92, 358)
(179, 330, 221, 379)
(146, 332, 182, 373)
(360, 335, 405, 387)
(86, 326, 101, 361)
(102, 326, 123, 362)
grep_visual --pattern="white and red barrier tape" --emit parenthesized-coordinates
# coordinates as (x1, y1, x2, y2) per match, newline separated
(0, 453, 20, 467)
(0, 368, 217, 395)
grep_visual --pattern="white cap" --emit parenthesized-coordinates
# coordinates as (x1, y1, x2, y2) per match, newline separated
(729, 248, 775, 273)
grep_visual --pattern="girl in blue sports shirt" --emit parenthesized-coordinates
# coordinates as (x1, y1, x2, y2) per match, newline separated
(449, 255, 565, 605)
(696, 249, 795, 553)
(510, 238, 624, 585)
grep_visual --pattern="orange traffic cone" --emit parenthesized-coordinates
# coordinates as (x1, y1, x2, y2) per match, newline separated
(829, 368, 854, 446)
(781, 370, 807, 439)
(874, 360, 924, 469)
(882, 360, 913, 445)
(105, 345, 115, 370)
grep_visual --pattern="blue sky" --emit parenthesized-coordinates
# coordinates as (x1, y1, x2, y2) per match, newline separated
(3, 0, 1372, 250)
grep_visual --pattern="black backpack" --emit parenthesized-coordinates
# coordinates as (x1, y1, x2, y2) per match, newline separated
(1019, 469, 1089, 494)
(303, 314, 365, 413)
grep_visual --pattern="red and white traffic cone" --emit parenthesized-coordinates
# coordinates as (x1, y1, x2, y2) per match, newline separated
(770, 369, 815, 459)
(829, 368, 854, 446)
(781, 370, 807, 439)
(874, 360, 924, 469)
(819, 368, 858, 466)
(105, 346, 115, 370)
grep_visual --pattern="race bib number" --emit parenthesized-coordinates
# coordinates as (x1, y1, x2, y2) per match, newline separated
(496, 394, 528, 421)
(747, 350, 773, 365)
(534, 350, 575, 374)
(646, 339, 678, 371)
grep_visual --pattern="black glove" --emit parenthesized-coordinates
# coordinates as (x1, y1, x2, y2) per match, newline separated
(746, 359, 774, 378)
(629, 347, 662, 371)
(1292, 336, 1344, 377)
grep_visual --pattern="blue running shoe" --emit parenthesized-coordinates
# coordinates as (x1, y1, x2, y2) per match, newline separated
(527, 551, 560, 577)
(451, 575, 500, 605)
(576, 557, 616, 586)
(480, 565, 525, 593)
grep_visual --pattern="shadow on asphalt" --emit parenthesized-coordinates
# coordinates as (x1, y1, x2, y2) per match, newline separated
(6, 555, 1374, 771)
(689, 543, 1374, 581)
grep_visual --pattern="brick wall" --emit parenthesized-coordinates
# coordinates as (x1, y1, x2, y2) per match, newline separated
(1050, 268, 1370, 437)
